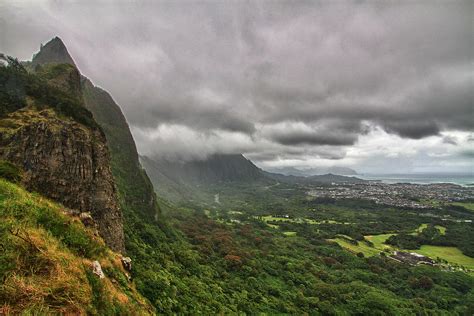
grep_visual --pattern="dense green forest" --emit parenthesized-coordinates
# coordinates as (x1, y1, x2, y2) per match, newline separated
(125, 190, 474, 314)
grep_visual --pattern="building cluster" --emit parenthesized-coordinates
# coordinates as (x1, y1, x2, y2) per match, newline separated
(307, 182, 474, 209)
(390, 251, 434, 265)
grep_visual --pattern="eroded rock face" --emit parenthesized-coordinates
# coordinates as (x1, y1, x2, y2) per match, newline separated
(0, 108, 125, 252)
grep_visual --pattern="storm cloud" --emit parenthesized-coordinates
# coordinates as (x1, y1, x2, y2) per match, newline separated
(1, 0, 472, 172)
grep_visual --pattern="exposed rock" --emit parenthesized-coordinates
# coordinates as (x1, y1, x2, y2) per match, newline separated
(31, 37, 76, 68)
(0, 108, 125, 252)
(79, 212, 95, 227)
(121, 256, 132, 272)
(91, 260, 105, 279)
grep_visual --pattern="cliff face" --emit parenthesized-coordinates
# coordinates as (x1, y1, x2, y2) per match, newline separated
(29, 36, 161, 222)
(0, 52, 125, 252)
(0, 108, 124, 252)
(81, 78, 160, 220)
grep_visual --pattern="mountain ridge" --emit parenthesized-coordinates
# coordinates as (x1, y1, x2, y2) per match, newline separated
(31, 37, 76, 68)
(265, 166, 358, 176)
(28, 36, 162, 221)
(0, 56, 125, 252)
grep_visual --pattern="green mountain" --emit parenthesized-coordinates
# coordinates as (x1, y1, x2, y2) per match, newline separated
(0, 54, 124, 252)
(29, 37, 161, 224)
(141, 153, 365, 206)
(0, 51, 154, 312)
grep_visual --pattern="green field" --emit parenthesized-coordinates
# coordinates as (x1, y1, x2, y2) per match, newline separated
(434, 225, 446, 235)
(261, 215, 349, 225)
(365, 234, 395, 251)
(413, 245, 474, 270)
(329, 238, 380, 257)
(412, 223, 428, 235)
(452, 202, 474, 212)
(283, 231, 297, 236)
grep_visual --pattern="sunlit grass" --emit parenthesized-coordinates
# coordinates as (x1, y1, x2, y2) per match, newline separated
(452, 202, 474, 212)
(329, 238, 380, 257)
(365, 234, 395, 251)
(413, 245, 474, 270)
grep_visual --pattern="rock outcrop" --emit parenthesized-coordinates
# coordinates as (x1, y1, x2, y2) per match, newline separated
(0, 107, 125, 252)
(29, 36, 161, 223)
(0, 40, 126, 252)
(31, 37, 77, 68)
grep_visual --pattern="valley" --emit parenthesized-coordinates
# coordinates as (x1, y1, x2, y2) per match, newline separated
(197, 188, 474, 274)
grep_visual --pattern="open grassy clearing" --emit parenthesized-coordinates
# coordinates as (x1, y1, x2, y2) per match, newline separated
(434, 225, 446, 235)
(452, 202, 474, 212)
(261, 215, 316, 224)
(365, 234, 395, 251)
(260, 215, 350, 226)
(412, 246, 474, 270)
(329, 238, 380, 257)
(411, 223, 428, 235)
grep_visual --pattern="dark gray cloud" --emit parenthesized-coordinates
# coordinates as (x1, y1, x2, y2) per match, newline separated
(0, 0, 472, 171)
(382, 120, 440, 139)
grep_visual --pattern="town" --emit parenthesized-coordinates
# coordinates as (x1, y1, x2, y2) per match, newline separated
(307, 181, 474, 209)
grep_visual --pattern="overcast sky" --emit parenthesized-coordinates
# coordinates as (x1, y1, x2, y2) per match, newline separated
(1, 0, 473, 173)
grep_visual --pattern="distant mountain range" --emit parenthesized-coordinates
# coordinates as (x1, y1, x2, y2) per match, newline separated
(141, 154, 365, 203)
(265, 166, 358, 176)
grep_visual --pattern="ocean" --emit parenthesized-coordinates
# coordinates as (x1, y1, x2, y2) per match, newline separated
(357, 173, 474, 186)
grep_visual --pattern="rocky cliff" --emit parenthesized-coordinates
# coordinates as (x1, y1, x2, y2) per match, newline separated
(31, 36, 77, 68)
(0, 52, 125, 252)
(28, 36, 161, 222)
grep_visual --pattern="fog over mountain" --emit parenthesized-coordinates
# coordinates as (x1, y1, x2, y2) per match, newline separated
(1, 0, 472, 173)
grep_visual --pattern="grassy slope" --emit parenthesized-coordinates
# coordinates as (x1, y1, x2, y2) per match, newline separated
(452, 202, 474, 213)
(0, 179, 153, 314)
(414, 246, 474, 270)
(365, 234, 396, 251)
(329, 238, 381, 257)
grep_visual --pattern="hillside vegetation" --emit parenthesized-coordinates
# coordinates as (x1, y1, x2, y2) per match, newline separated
(0, 178, 153, 314)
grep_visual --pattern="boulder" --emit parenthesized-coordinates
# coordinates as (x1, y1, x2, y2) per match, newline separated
(91, 260, 105, 279)
(79, 212, 95, 227)
(121, 256, 132, 272)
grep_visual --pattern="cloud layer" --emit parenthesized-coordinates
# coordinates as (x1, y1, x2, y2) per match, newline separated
(1, 0, 472, 172)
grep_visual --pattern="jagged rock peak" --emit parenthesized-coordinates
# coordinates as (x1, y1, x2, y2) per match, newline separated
(32, 36, 76, 67)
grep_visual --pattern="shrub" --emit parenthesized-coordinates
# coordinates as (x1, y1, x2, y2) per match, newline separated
(0, 161, 22, 183)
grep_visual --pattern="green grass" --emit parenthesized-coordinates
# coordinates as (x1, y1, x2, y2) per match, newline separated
(329, 238, 381, 257)
(364, 234, 395, 251)
(283, 231, 297, 236)
(434, 225, 446, 235)
(414, 223, 428, 234)
(261, 215, 297, 223)
(260, 215, 347, 226)
(0, 160, 22, 183)
(0, 178, 153, 314)
(413, 245, 474, 270)
(452, 202, 474, 212)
